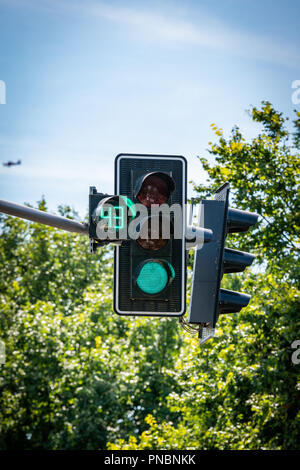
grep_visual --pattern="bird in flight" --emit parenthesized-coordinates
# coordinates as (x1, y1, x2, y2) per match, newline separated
(3, 159, 21, 167)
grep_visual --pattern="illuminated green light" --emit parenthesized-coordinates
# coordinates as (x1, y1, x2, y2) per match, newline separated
(137, 261, 168, 294)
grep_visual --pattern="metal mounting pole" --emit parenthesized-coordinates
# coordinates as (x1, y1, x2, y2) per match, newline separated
(0, 199, 88, 236)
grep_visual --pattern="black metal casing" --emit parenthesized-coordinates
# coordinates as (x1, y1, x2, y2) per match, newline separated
(188, 183, 258, 327)
(114, 153, 187, 317)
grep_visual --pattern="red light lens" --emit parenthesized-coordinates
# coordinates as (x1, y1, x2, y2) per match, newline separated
(136, 216, 171, 251)
(137, 174, 170, 207)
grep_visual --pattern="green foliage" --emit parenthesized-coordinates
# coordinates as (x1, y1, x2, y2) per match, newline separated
(109, 102, 300, 450)
(293, 110, 300, 150)
(193, 102, 299, 265)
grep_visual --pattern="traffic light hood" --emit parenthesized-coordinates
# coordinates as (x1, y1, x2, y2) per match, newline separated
(135, 171, 175, 207)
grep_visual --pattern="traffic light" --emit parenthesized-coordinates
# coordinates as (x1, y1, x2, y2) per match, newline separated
(188, 183, 258, 339)
(114, 153, 187, 316)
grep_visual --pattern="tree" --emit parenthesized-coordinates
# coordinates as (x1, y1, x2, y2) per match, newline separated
(0, 201, 182, 449)
(108, 102, 300, 450)
(1, 103, 299, 449)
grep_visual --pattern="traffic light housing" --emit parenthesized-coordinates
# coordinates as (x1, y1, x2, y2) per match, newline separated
(114, 153, 187, 317)
(188, 183, 258, 334)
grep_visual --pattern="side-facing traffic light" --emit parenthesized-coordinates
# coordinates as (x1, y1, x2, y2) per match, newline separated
(114, 153, 187, 317)
(188, 183, 258, 336)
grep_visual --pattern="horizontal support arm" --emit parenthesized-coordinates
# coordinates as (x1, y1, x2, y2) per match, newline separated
(0, 199, 89, 236)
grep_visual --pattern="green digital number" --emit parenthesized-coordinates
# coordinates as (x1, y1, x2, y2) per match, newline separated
(114, 206, 124, 229)
(100, 206, 124, 229)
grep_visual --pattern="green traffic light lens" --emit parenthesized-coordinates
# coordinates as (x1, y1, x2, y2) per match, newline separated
(136, 261, 168, 295)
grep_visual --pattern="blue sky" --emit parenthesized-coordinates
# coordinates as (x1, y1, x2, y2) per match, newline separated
(0, 0, 299, 218)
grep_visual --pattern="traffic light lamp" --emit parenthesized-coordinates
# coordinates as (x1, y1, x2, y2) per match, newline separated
(114, 153, 187, 316)
(188, 183, 258, 338)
